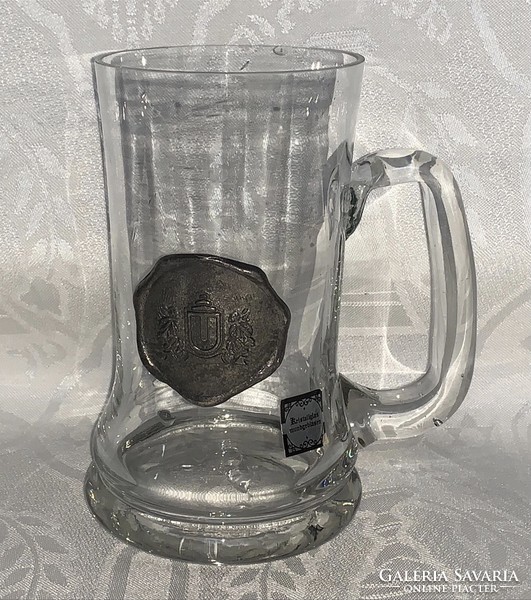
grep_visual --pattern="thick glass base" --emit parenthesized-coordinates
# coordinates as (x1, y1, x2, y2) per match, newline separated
(84, 462, 361, 564)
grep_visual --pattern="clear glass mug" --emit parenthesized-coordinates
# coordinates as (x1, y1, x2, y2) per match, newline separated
(86, 45, 476, 564)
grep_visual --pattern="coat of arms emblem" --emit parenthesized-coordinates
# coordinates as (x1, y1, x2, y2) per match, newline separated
(133, 254, 291, 406)
(186, 294, 223, 357)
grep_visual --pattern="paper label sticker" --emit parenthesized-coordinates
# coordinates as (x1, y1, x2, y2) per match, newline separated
(280, 389, 324, 457)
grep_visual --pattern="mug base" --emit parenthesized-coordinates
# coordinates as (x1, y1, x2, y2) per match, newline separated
(84, 462, 361, 564)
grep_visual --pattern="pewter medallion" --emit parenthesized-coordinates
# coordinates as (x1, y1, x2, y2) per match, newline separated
(134, 254, 291, 406)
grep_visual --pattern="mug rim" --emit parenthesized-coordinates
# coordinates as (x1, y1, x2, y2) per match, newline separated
(93, 44, 365, 76)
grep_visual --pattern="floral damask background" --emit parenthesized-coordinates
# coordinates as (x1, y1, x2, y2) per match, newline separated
(1, 0, 530, 598)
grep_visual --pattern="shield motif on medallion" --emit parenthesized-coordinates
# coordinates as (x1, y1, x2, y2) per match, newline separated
(186, 294, 223, 357)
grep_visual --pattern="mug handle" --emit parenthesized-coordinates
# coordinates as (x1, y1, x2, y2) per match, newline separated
(342, 148, 477, 446)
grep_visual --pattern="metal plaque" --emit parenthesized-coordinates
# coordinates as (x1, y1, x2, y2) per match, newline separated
(133, 254, 291, 407)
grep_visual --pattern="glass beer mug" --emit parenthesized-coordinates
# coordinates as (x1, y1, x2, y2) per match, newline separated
(86, 45, 476, 563)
